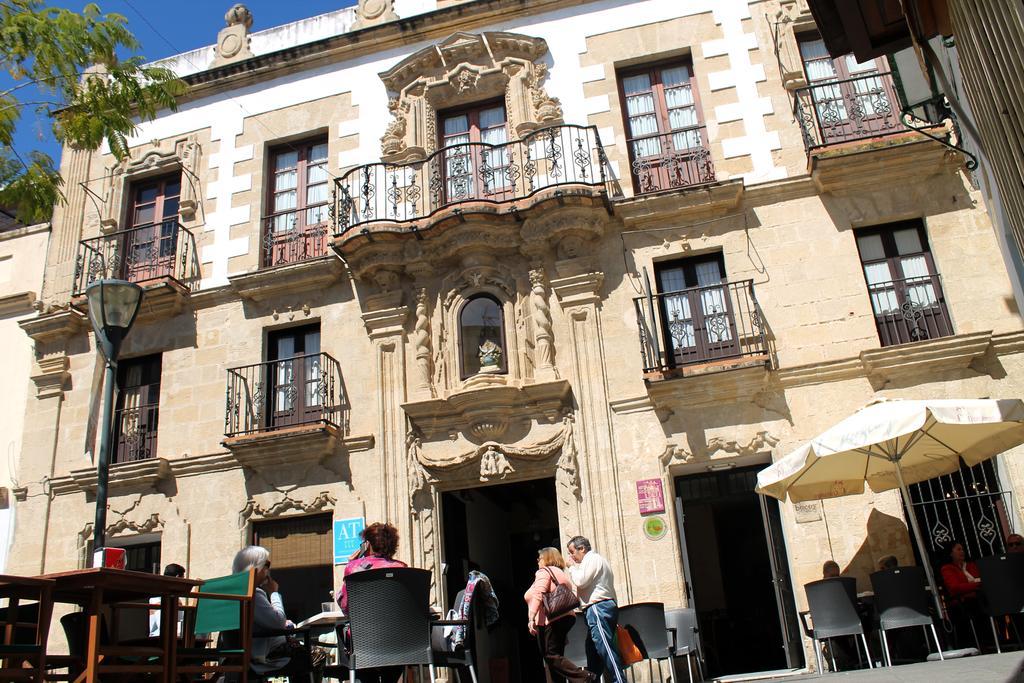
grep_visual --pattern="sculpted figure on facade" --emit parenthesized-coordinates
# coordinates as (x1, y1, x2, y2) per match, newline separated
(479, 445, 514, 481)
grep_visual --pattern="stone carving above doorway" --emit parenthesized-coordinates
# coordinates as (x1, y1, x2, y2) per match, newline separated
(237, 490, 336, 528)
(377, 31, 563, 163)
(410, 413, 577, 485)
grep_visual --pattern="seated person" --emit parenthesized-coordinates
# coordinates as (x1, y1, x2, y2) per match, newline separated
(149, 563, 186, 637)
(337, 522, 408, 683)
(1007, 533, 1024, 554)
(939, 540, 984, 649)
(232, 545, 325, 682)
(940, 541, 981, 603)
(822, 560, 841, 579)
(877, 555, 898, 571)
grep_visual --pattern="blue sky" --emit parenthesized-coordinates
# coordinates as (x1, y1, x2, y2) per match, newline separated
(4, 1, 357, 165)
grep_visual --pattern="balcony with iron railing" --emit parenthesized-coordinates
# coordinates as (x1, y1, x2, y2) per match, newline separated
(626, 125, 716, 195)
(867, 274, 953, 347)
(74, 219, 199, 295)
(261, 207, 330, 268)
(225, 352, 345, 437)
(633, 279, 768, 377)
(793, 72, 904, 150)
(223, 353, 348, 470)
(332, 124, 610, 237)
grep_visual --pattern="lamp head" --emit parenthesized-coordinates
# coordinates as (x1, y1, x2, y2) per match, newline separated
(85, 279, 144, 361)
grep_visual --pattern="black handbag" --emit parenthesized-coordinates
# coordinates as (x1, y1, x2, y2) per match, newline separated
(542, 568, 581, 620)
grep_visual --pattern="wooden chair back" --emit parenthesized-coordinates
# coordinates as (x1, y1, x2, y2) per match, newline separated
(0, 574, 55, 681)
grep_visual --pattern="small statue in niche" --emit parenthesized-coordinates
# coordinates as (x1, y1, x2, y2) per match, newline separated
(478, 339, 503, 373)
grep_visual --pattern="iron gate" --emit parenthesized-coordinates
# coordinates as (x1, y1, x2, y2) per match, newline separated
(908, 458, 1014, 564)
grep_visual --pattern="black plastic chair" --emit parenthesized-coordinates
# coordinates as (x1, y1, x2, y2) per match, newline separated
(802, 578, 873, 673)
(665, 607, 703, 683)
(564, 611, 589, 668)
(345, 567, 436, 682)
(978, 553, 1024, 653)
(430, 588, 480, 683)
(870, 567, 944, 665)
(618, 602, 672, 681)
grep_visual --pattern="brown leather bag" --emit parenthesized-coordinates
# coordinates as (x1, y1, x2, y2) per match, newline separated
(542, 567, 581, 620)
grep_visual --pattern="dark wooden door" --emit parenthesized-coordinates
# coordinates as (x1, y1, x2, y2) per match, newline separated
(439, 102, 510, 205)
(656, 254, 738, 366)
(798, 36, 900, 143)
(267, 326, 322, 429)
(112, 355, 161, 463)
(621, 61, 710, 193)
(125, 174, 181, 282)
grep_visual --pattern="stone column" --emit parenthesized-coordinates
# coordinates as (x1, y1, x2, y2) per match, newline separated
(550, 258, 631, 601)
(42, 148, 92, 307)
(360, 289, 411, 556)
(529, 267, 558, 381)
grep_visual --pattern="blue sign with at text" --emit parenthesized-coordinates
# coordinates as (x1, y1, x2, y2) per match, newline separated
(333, 517, 365, 564)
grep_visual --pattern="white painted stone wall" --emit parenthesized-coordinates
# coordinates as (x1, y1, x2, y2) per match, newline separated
(122, 0, 786, 288)
(0, 223, 49, 572)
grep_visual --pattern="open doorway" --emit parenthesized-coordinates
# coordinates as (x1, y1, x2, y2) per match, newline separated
(442, 477, 560, 683)
(675, 466, 803, 678)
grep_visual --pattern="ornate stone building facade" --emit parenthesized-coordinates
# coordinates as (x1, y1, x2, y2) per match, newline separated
(9, 0, 1024, 676)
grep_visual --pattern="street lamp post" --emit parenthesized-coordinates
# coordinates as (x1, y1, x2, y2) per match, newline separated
(85, 279, 144, 564)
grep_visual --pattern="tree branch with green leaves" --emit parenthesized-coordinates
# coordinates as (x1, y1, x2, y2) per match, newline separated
(0, 0, 186, 223)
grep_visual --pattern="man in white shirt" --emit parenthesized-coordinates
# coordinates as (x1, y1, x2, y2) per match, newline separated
(566, 536, 625, 683)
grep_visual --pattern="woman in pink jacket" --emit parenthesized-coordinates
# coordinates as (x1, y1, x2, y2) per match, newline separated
(524, 547, 596, 682)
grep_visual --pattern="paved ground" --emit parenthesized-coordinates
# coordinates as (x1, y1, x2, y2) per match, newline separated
(711, 652, 1024, 683)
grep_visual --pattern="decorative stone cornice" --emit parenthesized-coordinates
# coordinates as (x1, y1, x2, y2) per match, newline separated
(229, 256, 345, 302)
(860, 330, 992, 381)
(30, 355, 71, 399)
(613, 179, 745, 228)
(0, 291, 36, 317)
(647, 359, 770, 409)
(361, 292, 410, 339)
(67, 457, 172, 493)
(990, 330, 1024, 356)
(19, 308, 86, 344)
(551, 267, 604, 307)
(775, 357, 865, 388)
(222, 422, 350, 472)
(403, 378, 572, 442)
(809, 131, 961, 195)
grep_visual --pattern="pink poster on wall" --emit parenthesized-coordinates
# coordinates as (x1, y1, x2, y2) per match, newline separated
(636, 478, 666, 515)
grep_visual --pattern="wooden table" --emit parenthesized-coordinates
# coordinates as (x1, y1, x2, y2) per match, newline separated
(42, 568, 201, 683)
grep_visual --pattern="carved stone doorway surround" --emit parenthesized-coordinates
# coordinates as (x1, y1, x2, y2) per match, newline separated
(377, 31, 564, 163)
(405, 410, 584, 608)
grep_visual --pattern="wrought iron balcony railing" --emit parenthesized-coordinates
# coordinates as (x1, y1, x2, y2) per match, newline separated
(627, 125, 715, 195)
(225, 352, 346, 438)
(794, 72, 903, 150)
(262, 208, 330, 268)
(633, 279, 767, 374)
(867, 273, 953, 347)
(332, 124, 609, 234)
(74, 220, 199, 295)
(111, 403, 159, 464)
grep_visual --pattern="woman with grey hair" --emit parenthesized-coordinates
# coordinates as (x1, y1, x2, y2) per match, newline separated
(231, 545, 324, 681)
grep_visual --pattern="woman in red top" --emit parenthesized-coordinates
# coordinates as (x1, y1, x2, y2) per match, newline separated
(940, 541, 982, 604)
(524, 547, 595, 682)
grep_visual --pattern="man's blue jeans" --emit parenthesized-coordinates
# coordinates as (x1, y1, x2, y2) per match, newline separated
(584, 600, 625, 682)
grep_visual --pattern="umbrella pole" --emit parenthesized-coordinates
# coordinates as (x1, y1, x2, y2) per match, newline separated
(894, 462, 946, 619)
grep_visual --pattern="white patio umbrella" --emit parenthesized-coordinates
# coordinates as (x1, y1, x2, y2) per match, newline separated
(756, 397, 1024, 616)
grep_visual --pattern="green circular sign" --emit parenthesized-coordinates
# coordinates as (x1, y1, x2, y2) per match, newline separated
(643, 516, 667, 541)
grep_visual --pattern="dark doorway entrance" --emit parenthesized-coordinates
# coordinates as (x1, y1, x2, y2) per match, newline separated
(675, 466, 802, 678)
(442, 478, 560, 683)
